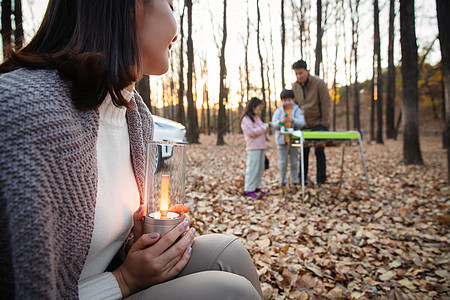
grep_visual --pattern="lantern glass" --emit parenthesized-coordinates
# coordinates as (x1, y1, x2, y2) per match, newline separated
(143, 141, 186, 236)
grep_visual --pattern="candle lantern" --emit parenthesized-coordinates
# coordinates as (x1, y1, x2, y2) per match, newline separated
(143, 141, 186, 237)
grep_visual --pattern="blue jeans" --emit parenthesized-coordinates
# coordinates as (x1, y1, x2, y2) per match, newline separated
(300, 125, 328, 184)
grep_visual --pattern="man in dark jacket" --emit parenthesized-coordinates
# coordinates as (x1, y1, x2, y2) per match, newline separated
(291, 60, 331, 185)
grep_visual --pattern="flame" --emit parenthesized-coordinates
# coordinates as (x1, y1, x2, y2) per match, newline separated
(160, 174, 170, 218)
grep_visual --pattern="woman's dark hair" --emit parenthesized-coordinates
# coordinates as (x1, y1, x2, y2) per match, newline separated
(0, 0, 141, 110)
(240, 97, 264, 123)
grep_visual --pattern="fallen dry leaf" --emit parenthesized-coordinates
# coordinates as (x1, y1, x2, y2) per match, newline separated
(186, 134, 450, 299)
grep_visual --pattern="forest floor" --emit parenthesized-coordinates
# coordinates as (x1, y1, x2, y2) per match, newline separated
(185, 133, 449, 300)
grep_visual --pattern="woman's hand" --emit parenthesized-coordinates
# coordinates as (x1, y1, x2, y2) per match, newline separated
(133, 205, 145, 240)
(112, 216, 195, 298)
(129, 205, 189, 248)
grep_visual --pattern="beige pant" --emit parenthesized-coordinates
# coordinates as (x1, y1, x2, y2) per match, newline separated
(126, 234, 263, 300)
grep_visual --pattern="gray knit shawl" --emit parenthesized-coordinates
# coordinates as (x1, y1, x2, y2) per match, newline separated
(0, 69, 153, 299)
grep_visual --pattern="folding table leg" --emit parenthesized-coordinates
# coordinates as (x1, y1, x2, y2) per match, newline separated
(300, 137, 305, 200)
(331, 146, 346, 199)
(339, 146, 346, 185)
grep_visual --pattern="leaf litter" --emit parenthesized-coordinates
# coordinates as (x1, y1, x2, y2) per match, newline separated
(185, 134, 449, 299)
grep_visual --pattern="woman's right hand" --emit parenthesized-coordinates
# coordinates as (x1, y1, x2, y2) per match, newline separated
(112, 216, 195, 298)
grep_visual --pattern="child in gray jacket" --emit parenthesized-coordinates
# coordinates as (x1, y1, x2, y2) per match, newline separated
(272, 90, 305, 186)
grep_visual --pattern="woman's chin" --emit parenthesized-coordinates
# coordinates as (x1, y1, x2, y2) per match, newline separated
(145, 65, 169, 76)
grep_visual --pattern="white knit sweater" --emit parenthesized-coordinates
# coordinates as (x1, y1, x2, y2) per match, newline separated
(78, 90, 140, 299)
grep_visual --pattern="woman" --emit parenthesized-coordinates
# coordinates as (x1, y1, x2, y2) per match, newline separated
(240, 97, 271, 200)
(0, 0, 262, 299)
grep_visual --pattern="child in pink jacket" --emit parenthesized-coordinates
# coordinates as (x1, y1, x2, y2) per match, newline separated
(240, 97, 272, 199)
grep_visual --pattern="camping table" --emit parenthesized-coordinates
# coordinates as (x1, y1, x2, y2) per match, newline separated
(289, 130, 370, 200)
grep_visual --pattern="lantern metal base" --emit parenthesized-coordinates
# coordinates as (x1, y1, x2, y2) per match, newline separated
(144, 215, 183, 237)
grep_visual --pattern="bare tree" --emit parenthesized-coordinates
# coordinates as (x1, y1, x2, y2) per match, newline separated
(270, 31, 277, 112)
(350, 0, 361, 131)
(314, 0, 323, 76)
(169, 54, 175, 120)
(386, 0, 396, 139)
(199, 55, 208, 134)
(299, 0, 306, 58)
(332, 1, 340, 131)
(371, 54, 376, 141)
(1, 0, 24, 57)
(177, 7, 186, 125)
(320, 0, 330, 80)
(370, 0, 383, 143)
(1, 0, 12, 58)
(217, 0, 227, 146)
(238, 65, 245, 132)
(185, 0, 199, 143)
(136, 75, 151, 112)
(400, 0, 423, 164)
(206, 89, 211, 135)
(266, 1, 277, 120)
(256, 0, 267, 121)
(375, 0, 383, 144)
(162, 80, 168, 118)
(245, 1, 251, 102)
(436, 0, 450, 181)
(342, 0, 350, 130)
(14, 0, 23, 50)
(265, 49, 272, 120)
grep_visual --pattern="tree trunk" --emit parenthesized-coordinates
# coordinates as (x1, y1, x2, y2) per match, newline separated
(239, 66, 245, 134)
(436, 0, 450, 181)
(267, 2, 276, 121)
(350, 0, 360, 131)
(400, 0, 423, 164)
(374, 0, 383, 144)
(299, 0, 305, 59)
(217, 0, 227, 146)
(371, 74, 375, 141)
(201, 92, 206, 134)
(1, 0, 12, 58)
(177, 8, 186, 125)
(136, 75, 151, 112)
(314, 0, 322, 76)
(256, 0, 266, 122)
(162, 81, 168, 118)
(342, 0, 350, 131)
(281, 0, 286, 89)
(332, 81, 336, 131)
(185, 0, 199, 144)
(206, 89, 211, 135)
(386, 0, 396, 139)
(13, 0, 23, 50)
(266, 55, 272, 120)
(245, 2, 250, 103)
(170, 57, 175, 120)
(346, 85, 350, 130)
(332, 3, 338, 131)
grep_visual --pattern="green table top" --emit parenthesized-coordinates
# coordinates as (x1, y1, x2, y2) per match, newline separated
(291, 130, 361, 140)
